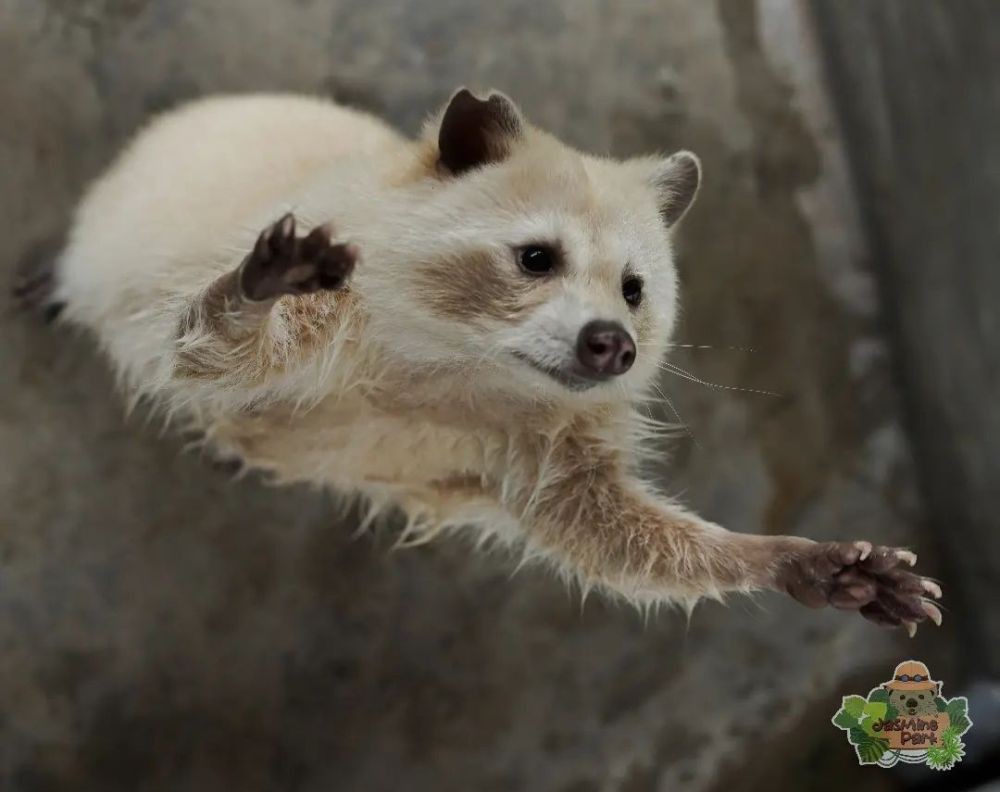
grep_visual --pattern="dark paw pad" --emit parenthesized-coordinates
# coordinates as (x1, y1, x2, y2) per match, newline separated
(778, 540, 942, 635)
(239, 213, 359, 302)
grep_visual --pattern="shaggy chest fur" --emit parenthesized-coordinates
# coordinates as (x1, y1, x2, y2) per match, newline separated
(211, 393, 497, 493)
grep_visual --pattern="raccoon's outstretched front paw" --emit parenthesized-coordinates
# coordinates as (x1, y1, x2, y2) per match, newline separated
(776, 540, 943, 636)
(239, 213, 358, 302)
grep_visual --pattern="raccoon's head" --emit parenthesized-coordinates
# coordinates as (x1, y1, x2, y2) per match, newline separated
(370, 88, 699, 404)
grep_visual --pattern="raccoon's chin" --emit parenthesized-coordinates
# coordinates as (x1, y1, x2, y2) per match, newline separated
(510, 352, 606, 392)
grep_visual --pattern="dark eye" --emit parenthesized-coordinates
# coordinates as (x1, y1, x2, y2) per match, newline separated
(919, 694, 924, 699)
(622, 275, 643, 307)
(519, 245, 555, 275)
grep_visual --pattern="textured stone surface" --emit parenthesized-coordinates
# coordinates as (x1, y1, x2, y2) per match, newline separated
(0, 1, 957, 790)
(812, 0, 1000, 681)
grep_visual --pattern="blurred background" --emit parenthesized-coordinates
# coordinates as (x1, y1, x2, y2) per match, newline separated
(1, 1, 997, 790)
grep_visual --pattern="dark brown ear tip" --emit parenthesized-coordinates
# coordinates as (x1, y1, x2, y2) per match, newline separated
(438, 87, 523, 175)
(447, 87, 480, 108)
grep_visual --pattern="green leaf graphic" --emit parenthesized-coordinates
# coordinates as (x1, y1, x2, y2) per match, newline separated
(842, 695, 866, 720)
(833, 708, 859, 731)
(868, 690, 896, 719)
(945, 698, 971, 735)
(852, 730, 890, 765)
(926, 727, 964, 771)
(860, 701, 888, 736)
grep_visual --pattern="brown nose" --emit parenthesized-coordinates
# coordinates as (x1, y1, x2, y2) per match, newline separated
(576, 320, 636, 377)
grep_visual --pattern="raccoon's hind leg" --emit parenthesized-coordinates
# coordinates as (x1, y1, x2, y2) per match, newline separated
(11, 232, 66, 322)
(176, 213, 357, 384)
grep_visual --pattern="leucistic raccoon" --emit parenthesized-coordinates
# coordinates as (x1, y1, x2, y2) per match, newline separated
(23, 88, 942, 633)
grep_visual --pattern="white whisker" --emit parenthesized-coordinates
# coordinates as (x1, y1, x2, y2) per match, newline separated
(667, 342, 756, 353)
(652, 382, 700, 449)
(657, 360, 782, 398)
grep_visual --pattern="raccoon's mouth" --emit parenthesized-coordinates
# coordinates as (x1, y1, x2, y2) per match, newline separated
(512, 352, 604, 391)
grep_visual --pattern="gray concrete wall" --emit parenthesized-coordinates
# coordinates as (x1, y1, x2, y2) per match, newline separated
(0, 1, 966, 790)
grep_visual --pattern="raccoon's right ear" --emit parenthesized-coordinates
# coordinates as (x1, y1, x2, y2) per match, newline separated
(436, 88, 524, 176)
(650, 151, 702, 228)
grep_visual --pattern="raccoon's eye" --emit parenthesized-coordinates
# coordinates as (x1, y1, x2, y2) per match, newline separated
(519, 245, 556, 275)
(622, 275, 643, 307)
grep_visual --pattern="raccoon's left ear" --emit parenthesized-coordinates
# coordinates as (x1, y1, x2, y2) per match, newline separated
(437, 88, 525, 176)
(650, 151, 702, 228)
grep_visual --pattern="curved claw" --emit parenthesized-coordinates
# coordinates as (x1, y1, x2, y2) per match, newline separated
(922, 599, 943, 626)
(895, 549, 918, 567)
(276, 212, 295, 239)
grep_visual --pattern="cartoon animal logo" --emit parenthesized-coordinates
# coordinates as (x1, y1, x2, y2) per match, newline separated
(832, 660, 972, 769)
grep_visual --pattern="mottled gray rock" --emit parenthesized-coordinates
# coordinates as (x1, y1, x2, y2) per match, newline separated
(0, 1, 952, 790)
(813, 0, 1000, 682)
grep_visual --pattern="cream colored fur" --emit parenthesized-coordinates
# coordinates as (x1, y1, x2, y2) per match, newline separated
(51, 91, 942, 627)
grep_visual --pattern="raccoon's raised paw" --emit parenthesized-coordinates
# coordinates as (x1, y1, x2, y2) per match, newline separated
(239, 213, 358, 302)
(777, 540, 943, 636)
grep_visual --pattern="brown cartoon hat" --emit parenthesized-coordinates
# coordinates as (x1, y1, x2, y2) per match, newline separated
(883, 660, 938, 692)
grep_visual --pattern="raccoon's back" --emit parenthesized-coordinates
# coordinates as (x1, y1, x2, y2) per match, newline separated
(54, 94, 405, 384)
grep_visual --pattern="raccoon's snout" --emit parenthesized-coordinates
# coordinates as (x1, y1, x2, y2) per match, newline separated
(577, 320, 635, 377)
